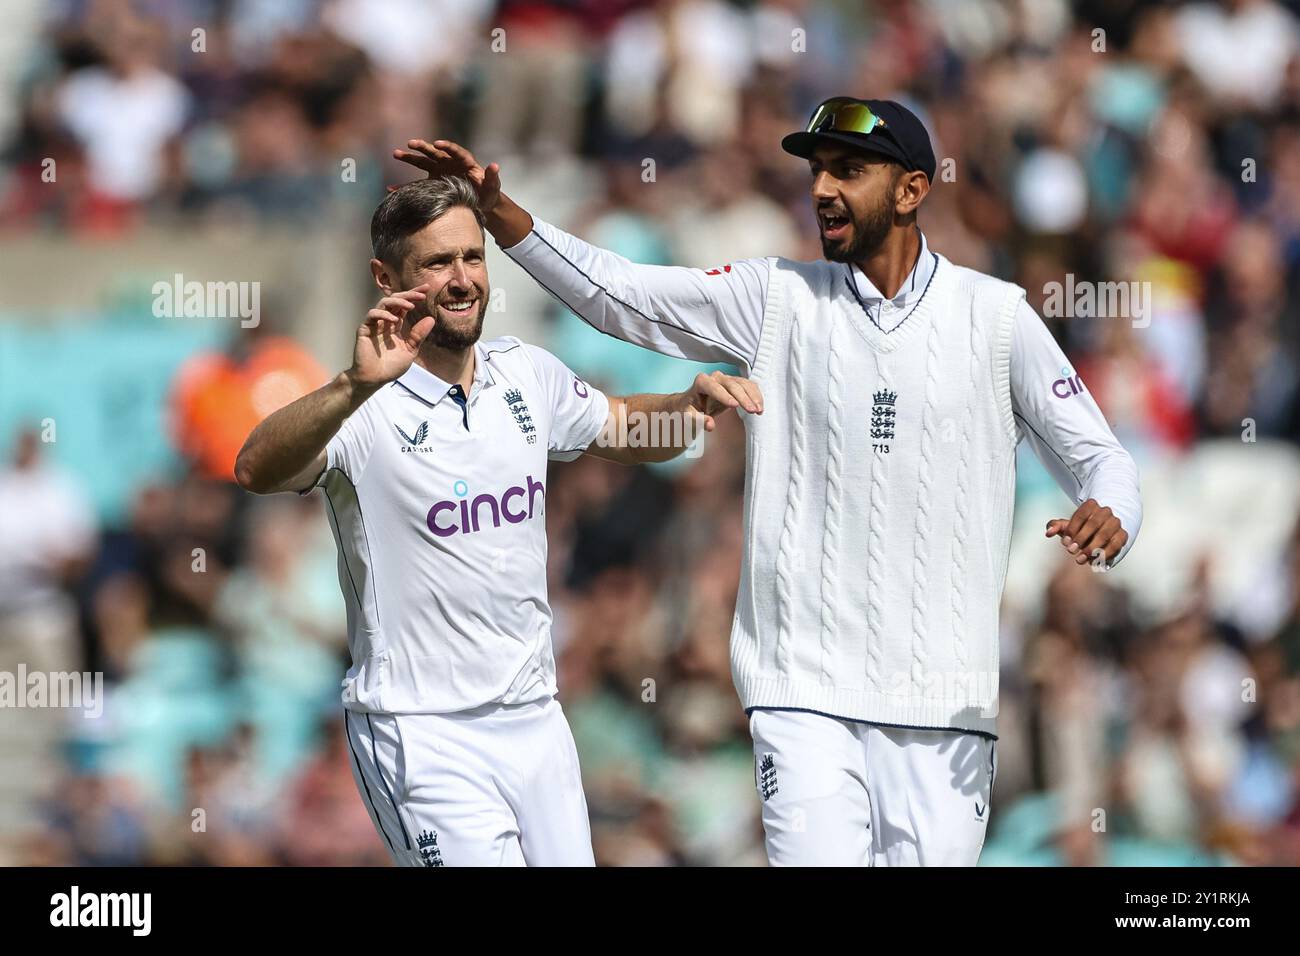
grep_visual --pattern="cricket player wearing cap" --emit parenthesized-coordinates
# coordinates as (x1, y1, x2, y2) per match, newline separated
(235, 175, 762, 866)
(395, 95, 1142, 866)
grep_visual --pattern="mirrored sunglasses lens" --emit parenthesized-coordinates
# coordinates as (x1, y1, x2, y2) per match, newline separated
(807, 100, 879, 135)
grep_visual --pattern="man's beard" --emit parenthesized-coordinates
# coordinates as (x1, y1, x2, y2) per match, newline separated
(820, 192, 895, 263)
(417, 294, 486, 351)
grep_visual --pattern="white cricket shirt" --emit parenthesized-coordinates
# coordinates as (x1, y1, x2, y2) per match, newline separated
(503, 217, 1144, 735)
(307, 336, 609, 714)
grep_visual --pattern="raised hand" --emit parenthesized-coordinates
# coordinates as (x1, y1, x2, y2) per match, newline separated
(392, 139, 502, 213)
(350, 286, 435, 387)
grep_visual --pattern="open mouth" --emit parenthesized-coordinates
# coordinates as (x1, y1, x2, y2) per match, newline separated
(820, 211, 851, 240)
(438, 298, 477, 317)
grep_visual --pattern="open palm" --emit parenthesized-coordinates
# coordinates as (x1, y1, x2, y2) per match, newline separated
(392, 139, 502, 213)
(351, 286, 435, 386)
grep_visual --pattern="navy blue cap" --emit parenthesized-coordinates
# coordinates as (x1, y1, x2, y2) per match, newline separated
(782, 98, 936, 182)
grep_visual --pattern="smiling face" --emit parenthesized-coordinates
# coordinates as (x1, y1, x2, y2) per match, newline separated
(808, 142, 907, 263)
(375, 205, 489, 351)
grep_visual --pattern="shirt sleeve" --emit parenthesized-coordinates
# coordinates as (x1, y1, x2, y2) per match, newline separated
(302, 390, 380, 492)
(523, 344, 612, 462)
(501, 216, 770, 370)
(1010, 299, 1143, 567)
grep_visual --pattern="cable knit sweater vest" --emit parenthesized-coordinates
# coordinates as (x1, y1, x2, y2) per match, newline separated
(732, 253, 1025, 737)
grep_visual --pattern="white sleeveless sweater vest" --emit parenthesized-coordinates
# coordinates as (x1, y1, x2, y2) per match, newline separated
(732, 253, 1025, 736)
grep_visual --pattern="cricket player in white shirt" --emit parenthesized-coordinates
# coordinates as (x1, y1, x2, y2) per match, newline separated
(396, 95, 1143, 867)
(235, 176, 762, 866)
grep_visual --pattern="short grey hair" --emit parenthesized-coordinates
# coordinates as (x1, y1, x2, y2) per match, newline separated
(370, 175, 487, 266)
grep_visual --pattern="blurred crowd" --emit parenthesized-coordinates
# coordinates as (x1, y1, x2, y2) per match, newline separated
(3, 0, 1300, 865)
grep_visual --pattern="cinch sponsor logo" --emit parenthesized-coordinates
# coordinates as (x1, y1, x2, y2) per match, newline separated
(426, 476, 545, 537)
(1052, 367, 1085, 399)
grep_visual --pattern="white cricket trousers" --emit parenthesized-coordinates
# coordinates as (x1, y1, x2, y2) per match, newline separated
(344, 696, 595, 866)
(750, 709, 997, 866)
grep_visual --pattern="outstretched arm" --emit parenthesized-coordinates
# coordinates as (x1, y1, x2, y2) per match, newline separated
(588, 371, 763, 465)
(1010, 299, 1142, 568)
(393, 139, 770, 370)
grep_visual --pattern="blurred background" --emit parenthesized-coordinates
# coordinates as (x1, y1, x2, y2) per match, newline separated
(1, 0, 1299, 866)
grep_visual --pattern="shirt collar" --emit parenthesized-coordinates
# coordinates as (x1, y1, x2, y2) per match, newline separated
(393, 343, 495, 407)
(848, 229, 933, 306)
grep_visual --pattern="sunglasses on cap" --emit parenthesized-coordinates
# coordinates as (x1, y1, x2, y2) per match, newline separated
(804, 97, 917, 171)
